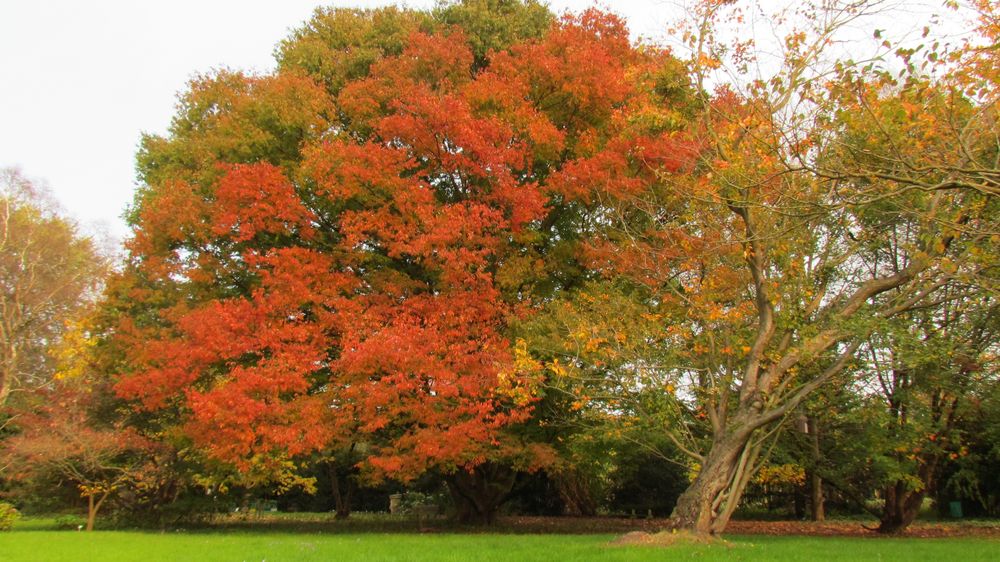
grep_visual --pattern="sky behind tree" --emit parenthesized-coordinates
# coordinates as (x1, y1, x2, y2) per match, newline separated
(0, 0, 966, 239)
(1, 1, 690, 239)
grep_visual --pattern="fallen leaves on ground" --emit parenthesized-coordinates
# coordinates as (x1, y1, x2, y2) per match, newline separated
(497, 516, 1000, 538)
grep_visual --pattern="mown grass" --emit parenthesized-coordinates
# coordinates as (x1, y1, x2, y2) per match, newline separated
(2, 518, 998, 562)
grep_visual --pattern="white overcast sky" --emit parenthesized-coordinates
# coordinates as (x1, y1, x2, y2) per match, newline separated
(1, 0, 688, 240)
(0, 1, 967, 240)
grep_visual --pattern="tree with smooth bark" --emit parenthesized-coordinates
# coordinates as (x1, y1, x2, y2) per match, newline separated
(0, 168, 106, 411)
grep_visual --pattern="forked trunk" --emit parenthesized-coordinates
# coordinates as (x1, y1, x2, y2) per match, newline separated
(447, 462, 517, 525)
(877, 481, 926, 534)
(555, 470, 597, 516)
(877, 452, 940, 534)
(670, 429, 756, 535)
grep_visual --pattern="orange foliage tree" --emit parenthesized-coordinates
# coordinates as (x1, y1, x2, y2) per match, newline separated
(109, 3, 693, 523)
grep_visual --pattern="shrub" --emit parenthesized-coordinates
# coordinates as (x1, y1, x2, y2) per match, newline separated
(53, 514, 86, 530)
(0, 502, 20, 531)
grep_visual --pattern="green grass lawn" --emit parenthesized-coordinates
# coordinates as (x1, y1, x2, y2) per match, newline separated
(2, 522, 998, 562)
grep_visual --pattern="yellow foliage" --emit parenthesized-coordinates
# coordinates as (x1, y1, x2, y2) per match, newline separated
(53, 316, 98, 381)
(495, 339, 543, 406)
(753, 464, 806, 487)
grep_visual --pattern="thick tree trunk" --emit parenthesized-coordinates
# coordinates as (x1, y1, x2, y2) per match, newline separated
(877, 457, 938, 534)
(446, 463, 517, 525)
(670, 429, 756, 535)
(877, 481, 926, 534)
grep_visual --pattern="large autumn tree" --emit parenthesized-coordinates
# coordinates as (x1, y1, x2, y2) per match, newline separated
(108, 1, 691, 522)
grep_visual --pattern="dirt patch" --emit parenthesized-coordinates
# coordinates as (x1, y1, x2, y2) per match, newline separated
(609, 530, 730, 548)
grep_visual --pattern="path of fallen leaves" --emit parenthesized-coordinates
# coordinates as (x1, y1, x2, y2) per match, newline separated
(496, 516, 1000, 538)
(208, 512, 1000, 538)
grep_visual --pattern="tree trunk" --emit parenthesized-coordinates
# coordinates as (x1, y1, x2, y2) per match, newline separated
(793, 485, 807, 519)
(0, 377, 10, 410)
(85, 491, 109, 531)
(877, 457, 938, 534)
(555, 470, 597, 516)
(0, 350, 15, 410)
(446, 463, 517, 525)
(877, 481, 926, 534)
(809, 469, 825, 521)
(670, 428, 756, 535)
(86, 494, 96, 532)
(329, 463, 353, 520)
(807, 417, 825, 521)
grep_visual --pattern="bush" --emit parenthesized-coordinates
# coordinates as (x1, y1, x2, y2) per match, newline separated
(0, 502, 20, 531)
(53, 514, 86, 530)
(398, 491, 448, 515)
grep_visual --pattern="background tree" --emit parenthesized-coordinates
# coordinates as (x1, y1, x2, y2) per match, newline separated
(946, 375, 1000, 517)
(818, 286, 1000, 533)
(882, 296, 996, 531)
(0, 168, 107, 411)
(1, 379, 155, 531)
